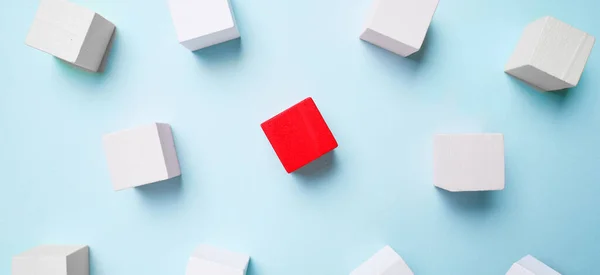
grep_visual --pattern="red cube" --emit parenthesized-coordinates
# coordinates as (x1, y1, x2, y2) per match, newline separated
(261, 97, 338, 173)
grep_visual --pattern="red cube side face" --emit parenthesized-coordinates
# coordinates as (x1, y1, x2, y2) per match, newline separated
(261, 97, 338, 173)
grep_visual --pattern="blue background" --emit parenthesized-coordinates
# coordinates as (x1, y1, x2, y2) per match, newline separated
(1, 0, 599, 274)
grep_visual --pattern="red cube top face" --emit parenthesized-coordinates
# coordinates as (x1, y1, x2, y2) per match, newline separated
(261, 97, 338, 173)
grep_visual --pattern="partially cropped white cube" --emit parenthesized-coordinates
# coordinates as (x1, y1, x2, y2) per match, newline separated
(350, 246, 413, 275)
(103, 123, 181, 191)
(434, 134, 505, 192)
(506, 255, 560, 275)
(12, 245, 89, 275)
(505, 16, 595, 91)
(26, 0, 115, 72)
(186, 244, 250, 275)
(360, 0, 438, 57)
(168, 0, 240, 51)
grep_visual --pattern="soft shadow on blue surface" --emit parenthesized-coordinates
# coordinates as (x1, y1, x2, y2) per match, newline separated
(135, 176, 183, 211)
(246, 259, 259, 275)
(292, 150, 339, 195)
(407, 24, 437, 63)
(192, 38, 243, 67)
(361, 42, 421, 75)
(54, 29, 119, 84)
(505, 73, 572, 111)
(89, 248, 103, 275)
(435, 187, 500, 212)
(292, 151, 338, 184)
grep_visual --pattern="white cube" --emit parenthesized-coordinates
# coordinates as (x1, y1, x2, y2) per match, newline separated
(506, 255, 560, 275)
(360, 0, 438, 57)
(103, 123, 181, 191)
(350, 246, 413, 275)
(168, 0, 240, 51)
(186, 245, 250, 275)
(12, 245, 89, 275)
(434, 134, 505, 192)
(505, 16, 595, 92)
(26, 0, 115, 72)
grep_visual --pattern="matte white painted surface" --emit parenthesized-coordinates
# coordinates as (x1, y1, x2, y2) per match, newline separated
(186, 245, 250, 275)
(103, 123, 181, 191)
(12, 245, 89, 275)
(25, 0, 115, 72)
(360, 0, 438, 57)
(434, 134, 505, 192)
(506, 255, 560, 275)
(505, 16, 595, 91)
(168, 0, 240, 51)
(350, 245, 413, 275)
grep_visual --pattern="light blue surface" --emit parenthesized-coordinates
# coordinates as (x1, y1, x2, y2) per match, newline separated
(1, 0, 599, 274)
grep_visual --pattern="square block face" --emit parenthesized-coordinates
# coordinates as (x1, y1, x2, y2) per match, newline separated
(506, 255, 560, 275)
(187, 258, 244, 275)
(12, 245, 89, 275)
(168, 0, 239, 51)
(434, 134, 505, 192)
(192, 245, 250, 270)
(103, 123, 181, 191)
(350, 246, 413, 275)
(361, 0, 438, 56)
(26, 0, 94, 62)
(261, 97, 338, 173)
(186, 245, 249, 275)
(506, 264, 536, 275)
(505, 16, 595, 91)
(25, 0, 115, 72)
(15, 245, 86, 257)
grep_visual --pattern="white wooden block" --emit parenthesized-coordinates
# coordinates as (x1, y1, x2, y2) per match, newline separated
(25, 0, 115, 72)
(168, 0, 240, 51)
(350, 246, 413, 275)
(505, 16, 595, 91)
(434, 134, 505, 192)
(103, 123, 181, 191)
(360, 0, 438, 57)
(12, 245, 89, 275)
(506, 255, 560, 275)
(186, 244, 250, 275)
